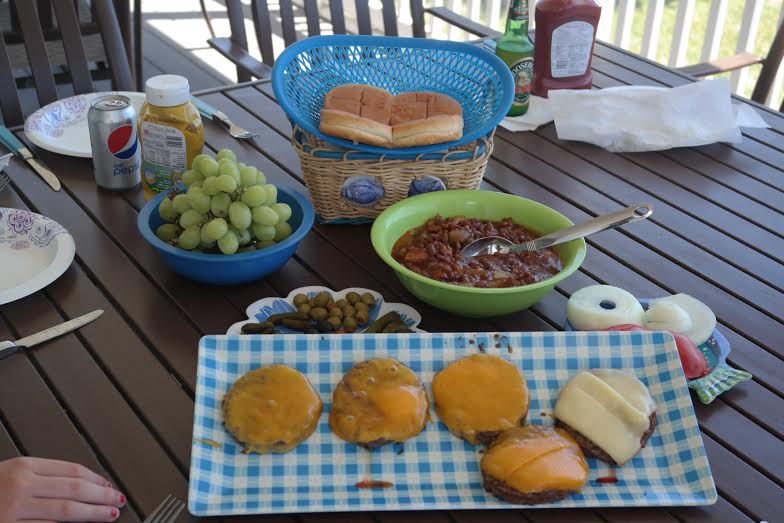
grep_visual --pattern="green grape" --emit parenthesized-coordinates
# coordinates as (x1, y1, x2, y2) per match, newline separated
(251, 205, 279, 226)
(179, 209, 206, 229)
(228, 225, 251, 246)
(181, 169, 196, 186)
(252, 223, 276, 241)
(156, 223, 180, 242)
(240, 185, 267, 207)
(271, 202, 292, 222)
(217, 148, 237, 163)
(274, 221, 293, 242)
(202, 176, 221, 196)
(217, 230, 239, 255)
(263, 184, 278, 205)
(203, 217, 229, 241)
(177, 225, 201, 250)
(172, 193, 192, 214)
(199, 157, 219, 178)
(256, 239, 277, 249)
(192, 154, 211, 174)
(215, 174, 238, 193)
(236, 227, 252, 246)
(158, 197, 179, 222)
(187, 187, 211, 214)
(256, 170, 267, 185)
(239, 165, 257, 187)
(190, 180, 203, 189)
(219, 162, 241, 184)
(200, 223, 213, 244)
(210, 192, 232, 218)
(229, 201, 252, 230)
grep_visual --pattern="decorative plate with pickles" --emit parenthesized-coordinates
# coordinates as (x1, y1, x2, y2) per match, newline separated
(227, 286, 424, 335)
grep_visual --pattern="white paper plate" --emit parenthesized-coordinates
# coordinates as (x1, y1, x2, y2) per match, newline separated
(0, 208, 75, 305)
(24, 91, 145, 158)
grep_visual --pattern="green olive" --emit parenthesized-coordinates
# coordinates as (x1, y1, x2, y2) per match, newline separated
(310, 307, 329, 321)
(355, 302, 369, 314)
(361, 293, 375, 306)
(293, 294, 309, 306)
(356, 311, 370, 325)
(327, 316, 343, 330)
(313, 291, 331, 308)
(298, 303, 312, 314)
(343, 317, 358, 332)
(328, 307, 343, 319)
(336, 298, 349, 309)
(342, 305, 356, 318)
(346, 292, 361, 305)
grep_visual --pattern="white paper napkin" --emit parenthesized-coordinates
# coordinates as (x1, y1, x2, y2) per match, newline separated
(499, 96, 554, 132)
(549, 78, 770, 152)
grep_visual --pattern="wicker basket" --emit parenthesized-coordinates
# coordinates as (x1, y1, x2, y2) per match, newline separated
(292, 127, 493, 221)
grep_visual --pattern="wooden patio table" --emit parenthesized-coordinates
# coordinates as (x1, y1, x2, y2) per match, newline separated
(0, 41, 782, 523)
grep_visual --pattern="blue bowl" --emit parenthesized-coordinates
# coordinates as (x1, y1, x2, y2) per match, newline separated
(137, 185, 315, 285)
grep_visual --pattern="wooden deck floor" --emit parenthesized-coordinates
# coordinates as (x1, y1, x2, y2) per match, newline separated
(138, 0, 235, 91)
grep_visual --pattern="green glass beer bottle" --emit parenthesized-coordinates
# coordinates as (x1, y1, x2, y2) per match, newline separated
(496, 0, 534, 116)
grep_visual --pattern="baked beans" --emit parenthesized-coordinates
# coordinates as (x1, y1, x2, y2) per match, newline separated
(391, 215, 562, 288)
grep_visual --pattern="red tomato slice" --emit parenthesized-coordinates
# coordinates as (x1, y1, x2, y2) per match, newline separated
(606, 324, 644, 332)
(605, 325, 709, 380)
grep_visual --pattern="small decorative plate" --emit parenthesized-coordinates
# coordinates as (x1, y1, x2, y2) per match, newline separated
(0, 208, 75, 305)
(227, 286, 425, 334)
(565, 298, 752, 404)
(24, 91, 145, 158)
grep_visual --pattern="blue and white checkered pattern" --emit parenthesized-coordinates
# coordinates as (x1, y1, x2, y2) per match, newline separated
(189, 331, 717, 516)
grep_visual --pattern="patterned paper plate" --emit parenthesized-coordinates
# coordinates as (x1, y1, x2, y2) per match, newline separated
(24, 91, 145, 158)
(189, 331, 716, 516)
(565, 298, 752, 404)
(0, 208, 74, 305)
(226, 286, 425, 334)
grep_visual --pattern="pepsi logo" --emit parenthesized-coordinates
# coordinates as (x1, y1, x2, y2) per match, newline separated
(108, 124, 138, 160)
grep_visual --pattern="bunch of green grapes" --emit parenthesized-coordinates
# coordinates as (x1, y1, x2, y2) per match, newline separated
(155, 149, 294, 255)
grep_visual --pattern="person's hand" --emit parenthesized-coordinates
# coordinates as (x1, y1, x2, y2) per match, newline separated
(0, 457, 125, 522)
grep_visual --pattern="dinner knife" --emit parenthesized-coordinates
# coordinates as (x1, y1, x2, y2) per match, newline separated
(0, 309, 103, 360)
(0, 126, 61, 191)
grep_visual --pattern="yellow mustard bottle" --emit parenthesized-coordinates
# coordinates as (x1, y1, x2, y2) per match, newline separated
(138, 75, 204, 200)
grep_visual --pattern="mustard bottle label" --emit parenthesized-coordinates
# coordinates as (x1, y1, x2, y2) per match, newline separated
(141, 121, 187, 193)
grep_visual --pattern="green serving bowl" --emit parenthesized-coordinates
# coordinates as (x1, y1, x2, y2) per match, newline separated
(371, 190, 587, 317)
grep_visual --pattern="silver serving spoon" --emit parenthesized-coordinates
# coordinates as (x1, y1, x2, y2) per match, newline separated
(460, 203, 654, 258)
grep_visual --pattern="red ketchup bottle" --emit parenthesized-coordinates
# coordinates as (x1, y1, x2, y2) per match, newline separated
(532, 0, 601, 97)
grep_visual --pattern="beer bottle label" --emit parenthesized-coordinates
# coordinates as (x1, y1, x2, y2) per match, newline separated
(510, 57, 534, 106)
(509, 0, 528, 20)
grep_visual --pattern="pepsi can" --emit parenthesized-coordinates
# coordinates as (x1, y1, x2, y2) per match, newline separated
(87, 95, 141, 190)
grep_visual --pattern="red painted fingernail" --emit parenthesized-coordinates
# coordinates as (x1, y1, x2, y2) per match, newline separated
(111, 507, 119, 519)
(119, 494, 126, 506)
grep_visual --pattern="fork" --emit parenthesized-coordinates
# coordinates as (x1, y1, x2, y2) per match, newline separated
(212, 109, 259, 140)
(0, 173, 9, 193)
(143, 494, 185, 523)
(190, 97, 259, 140)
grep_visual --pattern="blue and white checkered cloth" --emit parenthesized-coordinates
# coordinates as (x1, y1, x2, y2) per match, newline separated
(189, 331, 716, 515)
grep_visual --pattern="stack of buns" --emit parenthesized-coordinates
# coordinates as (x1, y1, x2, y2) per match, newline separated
(319, 84, 464, 147)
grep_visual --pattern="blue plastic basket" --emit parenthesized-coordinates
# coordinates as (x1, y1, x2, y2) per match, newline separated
(272, 35, 514, 156)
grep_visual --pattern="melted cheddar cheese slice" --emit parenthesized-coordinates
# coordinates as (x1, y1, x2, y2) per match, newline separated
(433, 354, 529, 445)
(222, 364, 322, 454)
(330, 358, 429, 445)
(481, 426, 588, 493)
(554, 369, 656, 465)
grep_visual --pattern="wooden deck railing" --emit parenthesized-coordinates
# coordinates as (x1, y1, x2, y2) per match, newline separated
(309, 0, 782, 108)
